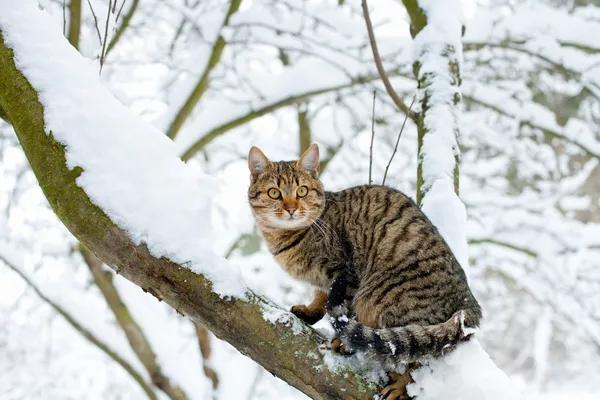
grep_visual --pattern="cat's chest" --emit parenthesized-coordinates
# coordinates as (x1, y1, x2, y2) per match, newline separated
(274, 249, 331, 290)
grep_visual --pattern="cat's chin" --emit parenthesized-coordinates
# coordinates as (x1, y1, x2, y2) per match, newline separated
(266, 216, 309, 230)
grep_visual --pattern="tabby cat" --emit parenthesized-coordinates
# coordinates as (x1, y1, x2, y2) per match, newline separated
(247, 144, 482, 399)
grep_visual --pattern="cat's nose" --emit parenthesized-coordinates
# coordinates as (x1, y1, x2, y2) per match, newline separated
(285, 207, 296, 216)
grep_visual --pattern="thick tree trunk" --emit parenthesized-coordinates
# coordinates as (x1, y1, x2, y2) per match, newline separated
(0, 29, 378, 400)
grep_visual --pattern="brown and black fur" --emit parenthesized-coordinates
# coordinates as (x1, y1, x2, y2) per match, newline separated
(248, 144, 482, 398)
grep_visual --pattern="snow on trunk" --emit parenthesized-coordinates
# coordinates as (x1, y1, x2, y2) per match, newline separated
(413, 0, 469, 275)
(406, 1, 523, 399)
(0, 0, 245, 297)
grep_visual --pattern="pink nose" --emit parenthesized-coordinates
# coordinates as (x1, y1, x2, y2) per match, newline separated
(286, 207, 296, 216)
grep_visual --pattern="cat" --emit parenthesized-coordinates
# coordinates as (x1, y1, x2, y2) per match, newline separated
(247, 143, 482, 399)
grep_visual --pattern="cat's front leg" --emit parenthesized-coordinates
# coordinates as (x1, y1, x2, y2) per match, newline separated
(291, 290, 328, 325)
(327, 274, 356, 356)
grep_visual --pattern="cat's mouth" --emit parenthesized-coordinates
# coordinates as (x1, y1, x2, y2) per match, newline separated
(267, 212, 308, 229)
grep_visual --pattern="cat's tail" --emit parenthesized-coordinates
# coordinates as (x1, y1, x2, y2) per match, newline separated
(327, 303, 480, 365)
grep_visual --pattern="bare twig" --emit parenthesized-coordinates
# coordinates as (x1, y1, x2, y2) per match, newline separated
(62, 0, 67, 36)
(99, 0, 113, 74)
(114, 0, 127, 24)
(382, 94, 416, 186)
(86, 0, 102, 45)
(361, 0, 417, 122)
(107, 0, 139, 55)
(245, 367, 264, 400)
(0, 251, 158, 400)
(369, 91, 375, 185)
(194, 322, 219, 391)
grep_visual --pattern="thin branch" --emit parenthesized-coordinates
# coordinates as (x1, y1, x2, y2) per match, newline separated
(67, 0, 82, 49)
(468, 238, 538, 258)
(463, 93, 600, 161)
(382, 95, 416, 185)
(99, 0, 113, 74)
(194, 323, 219, 391)
(369, 91, 375, 185)
(180, 71, 408, 161)
(62, 0, 67, 36)
(245, 366, 264, 400)
(86, 0, 102, 45)
(463, 41, 600, 102)
(107, 0, 140, 55)
(278, 47, 313, 157)
(361, 0, 417, 121)
(166, 0, 243, 140)
(0, 251, 158, 400)
(80, 245, 189, 400)
(298, 106, 312, 155)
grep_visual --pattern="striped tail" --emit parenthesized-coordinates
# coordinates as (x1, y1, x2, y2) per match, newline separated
(326, 277, 479, 366)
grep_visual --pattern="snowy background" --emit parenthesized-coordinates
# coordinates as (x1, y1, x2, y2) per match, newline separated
(1, 0, 600, 399)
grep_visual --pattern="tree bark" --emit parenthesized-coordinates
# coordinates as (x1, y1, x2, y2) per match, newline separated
(0, 29, 379, 400)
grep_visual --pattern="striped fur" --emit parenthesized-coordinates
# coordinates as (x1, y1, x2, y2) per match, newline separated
(248, 144, 482, 368)
(326, 274, 479, 368)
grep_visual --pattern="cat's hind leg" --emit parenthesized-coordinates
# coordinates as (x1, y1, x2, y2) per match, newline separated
(380, 364, 420, 400)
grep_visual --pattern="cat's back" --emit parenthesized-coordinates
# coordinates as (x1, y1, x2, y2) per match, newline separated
(325, 185, 480, 327)
(324, 184, 427, 241)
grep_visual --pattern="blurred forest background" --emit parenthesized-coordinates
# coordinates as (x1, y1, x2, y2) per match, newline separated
(1, 0, 600, 399)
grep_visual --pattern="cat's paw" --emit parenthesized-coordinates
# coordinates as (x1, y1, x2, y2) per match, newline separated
(330, 337, 355, 356)
(380, 371, 414, 400)
(290, 304, 324, 325)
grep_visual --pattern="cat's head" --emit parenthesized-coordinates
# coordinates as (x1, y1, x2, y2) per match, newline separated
(247, 144, 325, 230)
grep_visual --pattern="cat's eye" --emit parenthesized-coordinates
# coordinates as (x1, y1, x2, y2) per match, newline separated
(296, 186, 308, 197)
(267, 188, 281, 199)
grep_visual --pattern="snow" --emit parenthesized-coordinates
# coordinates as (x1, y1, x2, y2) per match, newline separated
(407, 339, 523, 400)
(0, 0, 245, 297)
(2, 0, 600, 398)
(261, 302, 306, 335)
(413, 0, 470, 271)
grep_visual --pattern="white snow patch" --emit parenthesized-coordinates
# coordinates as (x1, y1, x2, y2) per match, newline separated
(408, 339, 524, 400)
(261, 303, 305, 335)
(0, 1, 246, 297)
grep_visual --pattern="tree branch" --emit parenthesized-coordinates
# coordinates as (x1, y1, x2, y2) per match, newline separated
(0, 28, 380, 400)
(462, 92, 600, 161)
(67, 0, 82, 49)
(80, 245, 189, 400)
(361, 0, 417, 121)
(180, 72, 404, 161)
(193, 322, 219, 391)
(106, 0, 140, 55)
(0, 250, 158, 400)
(468, 238, 538, 258)
(166, 0, 243, 140)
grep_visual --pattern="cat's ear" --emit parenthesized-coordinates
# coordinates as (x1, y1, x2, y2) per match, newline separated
(248, 146, 270, 179)
(297, 143, 319, 177)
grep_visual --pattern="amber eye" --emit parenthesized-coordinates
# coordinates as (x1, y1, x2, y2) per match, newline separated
(267, 188, 281, 199)
(296, 186, 308, 197)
